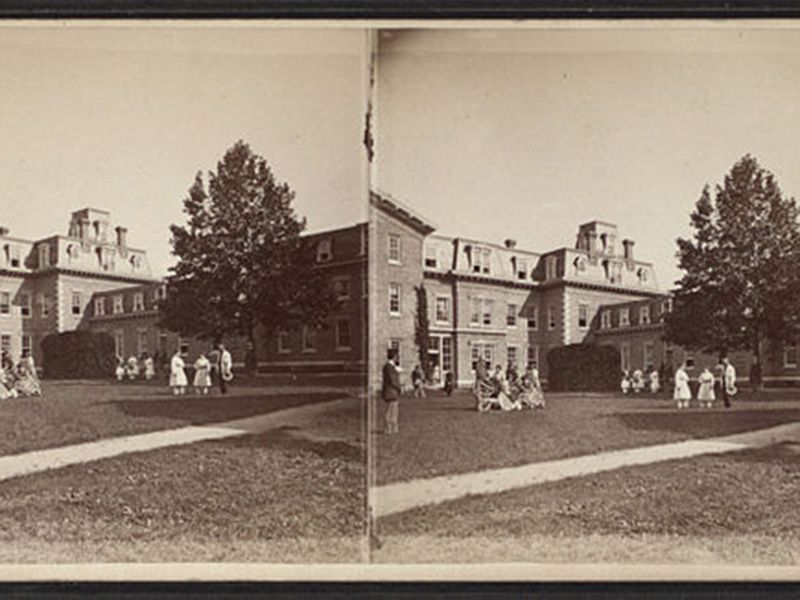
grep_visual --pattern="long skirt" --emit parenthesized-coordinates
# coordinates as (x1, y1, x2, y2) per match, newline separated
(193, 367, 211, 388)
(170, 369, 188, 387)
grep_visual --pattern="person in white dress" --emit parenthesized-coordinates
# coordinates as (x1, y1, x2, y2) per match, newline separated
(632, 369, 645, 393)
(193, 354, 212, 395)
(621, 370, 631, 394)
(127, 355, 140, 380)
(697, 367, 715, 408)
(115, 357, 126, 382)
(169, 350, 187, 395)
(674, 362, 692, 409)
(218, 343, 233, 395)
(649, 369, 660, 393)
(143, 354, 155, 381)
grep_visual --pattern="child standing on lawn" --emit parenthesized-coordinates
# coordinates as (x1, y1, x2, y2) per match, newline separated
(193, 353, 212, 395)
(674, 361, 691, 409)
(698, 367, 715, 408)
(170, 349, 187, 395)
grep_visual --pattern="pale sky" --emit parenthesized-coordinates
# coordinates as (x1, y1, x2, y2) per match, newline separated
(0, 25, 368, 277)
(374, 26, 800, 288)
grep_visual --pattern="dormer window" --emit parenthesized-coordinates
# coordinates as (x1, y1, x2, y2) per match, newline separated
(95, 297, 106, 316)
(316, 238, 332, 263)
(8, 245, 20, 268)
(573, 256, 586, 274)
(113, 295, 124, 314)
(130, 255, 142, 270)
(637, 267, 648, 283)
(39, 244, 50, 268)
(619, 307, 630, 326)
(545, 256, 558, 280)
(472, 246, 491, 275)
(424, 245, 438, 268)
(66, 244, 79, 260)
(640, 305, 651, 325)
(517, 259, 527, 280)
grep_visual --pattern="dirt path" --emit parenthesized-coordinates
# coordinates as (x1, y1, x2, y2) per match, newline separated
(371, 421, 800, 518)
(0, 397, 353, 483)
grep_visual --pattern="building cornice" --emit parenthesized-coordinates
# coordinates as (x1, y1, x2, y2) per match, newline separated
(424, 269, 538, 290)
(542, 278, 665, 298)
(28, 267, 158, 285)
(594, 322, 666, 336)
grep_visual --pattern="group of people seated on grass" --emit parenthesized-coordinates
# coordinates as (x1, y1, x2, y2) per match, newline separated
(0, 352, 42, 399)
(473, 360, 545, 412)
(115, 353, 157, 382)
(620, 368, 661, 394)
(167, 344, 233, 396)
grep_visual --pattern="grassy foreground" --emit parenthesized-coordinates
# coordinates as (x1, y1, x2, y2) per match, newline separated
(374, 389, 800, 484)
(375, 442, 800, 564)
(0, 408, 365, 562)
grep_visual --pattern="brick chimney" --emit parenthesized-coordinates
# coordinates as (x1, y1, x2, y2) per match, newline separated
(115, 226, 128, 247)
(622, 239, 635, 260)
(504, 239, 517, 249)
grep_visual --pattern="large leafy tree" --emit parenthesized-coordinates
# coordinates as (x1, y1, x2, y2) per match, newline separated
(159, 141, 335, 365)
(665, 155, 800, 385)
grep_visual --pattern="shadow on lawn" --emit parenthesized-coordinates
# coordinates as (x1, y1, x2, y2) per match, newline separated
(617, 408, 800, 437)
(221, 426, 364, 461)
(98, 392, 344, 426)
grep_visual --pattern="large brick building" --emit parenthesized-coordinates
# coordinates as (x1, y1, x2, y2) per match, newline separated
(0, 208, 158, 366)
(370, 190, 799, 390)
(1, 207, 367, 377)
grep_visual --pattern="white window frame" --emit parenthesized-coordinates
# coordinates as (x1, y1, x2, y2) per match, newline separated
(0, 292, 9, 316)
(388, 233, 402, 264)
(507, 345, 519, 366)
(640, 305, 651, 325)
(441, 336, 453, 372)
(506, 303, 518, 328)
(470, 297, 481, 326)
(472, 246, 491, 275)
(19, 293, 31, 318)
(316, 238, 333, 263)
(302, 325, 317, 353)
(112, 295, 124, 315)
(578, 303, 589, 329)
(133, 292, 145, 312)
(643, 341, 655, 370)
(335, 319, 351, 351)
(334, 277, 351, 301)
(620, 342, 631, 372)
(21, 334, 31, 358)
(482, 299, 493, 327)
(435, 296, 451, 324)
(517, 259, 528, 280)
(38, 293, 49, 318)
(277, 329, 291, 354)
(601, 310, 612, 330)
(388, 283, 401, 315)
(528, 306, 538, 331)
(619, 307, 630, 327)
(545, 256, 558, 280)
(424, 244, 438, 269)
(137, 328, 148, 356)
(95, 297, 106, 317)
(71, 292, 82, 316)
(784, 345, 798, 368)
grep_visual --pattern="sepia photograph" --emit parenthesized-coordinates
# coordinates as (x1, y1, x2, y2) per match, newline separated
(0, 24, 369, 564)
(369, 25, 800, 567)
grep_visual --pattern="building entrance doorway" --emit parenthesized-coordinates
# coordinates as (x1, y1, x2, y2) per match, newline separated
(427, 334, 453, 384)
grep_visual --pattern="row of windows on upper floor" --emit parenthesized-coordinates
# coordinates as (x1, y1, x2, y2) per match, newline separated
(387, 285, 671, 331)
(0, 286, 167, 320)
(388, 233, 651, 284)
(2, 242, 146, 272)
(599, 300, 672, 329)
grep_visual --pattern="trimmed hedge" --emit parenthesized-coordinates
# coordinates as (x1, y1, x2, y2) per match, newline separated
(546, 343, 621, 392)
(41, 331, 117, 380)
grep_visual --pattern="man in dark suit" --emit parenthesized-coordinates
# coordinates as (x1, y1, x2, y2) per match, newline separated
(382, 348, 402, 434)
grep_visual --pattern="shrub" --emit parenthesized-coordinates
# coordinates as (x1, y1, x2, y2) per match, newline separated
(546, 343, 621, 392)
(41, 331, 117, 380)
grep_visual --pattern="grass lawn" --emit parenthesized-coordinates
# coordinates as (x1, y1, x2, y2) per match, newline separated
(0, 402, 365, 563)
(0, 378, 359, 456)
(374, 442, 800, 564)
(374, 388, 800, 485)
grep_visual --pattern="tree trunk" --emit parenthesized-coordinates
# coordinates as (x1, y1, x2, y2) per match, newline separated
(751, 329, 764, 394)
(245, 320, 257, 377)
